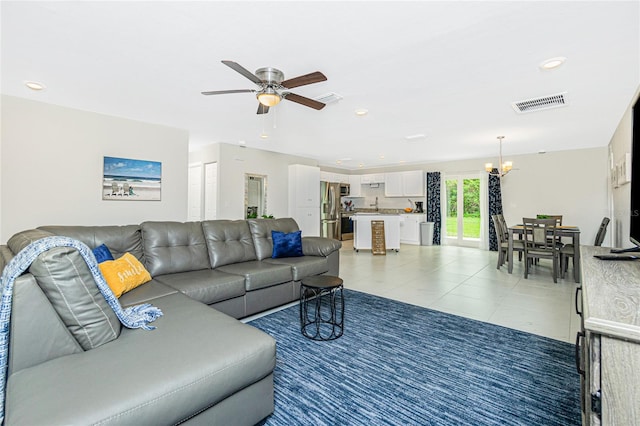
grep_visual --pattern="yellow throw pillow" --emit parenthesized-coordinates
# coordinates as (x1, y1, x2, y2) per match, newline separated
(99, 252, 152, 298)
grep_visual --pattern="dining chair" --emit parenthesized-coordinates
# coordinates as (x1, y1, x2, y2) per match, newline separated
(537, 214, 564, 247)
(492, 214, 524, 269)
(560, 217, 609, 278)
(537, 214, 563, 225)
(522, 217, 561, 283)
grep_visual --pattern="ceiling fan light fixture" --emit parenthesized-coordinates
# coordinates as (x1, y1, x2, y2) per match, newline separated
(257, 88, 281, 107)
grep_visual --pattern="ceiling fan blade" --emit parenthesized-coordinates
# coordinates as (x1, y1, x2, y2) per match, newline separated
(257, 104, 270, 114)
(201, 89, 254, 95)
(281, 71, 327, 89)
(284, 93, 326, 110)
(221, 60, 263, 85)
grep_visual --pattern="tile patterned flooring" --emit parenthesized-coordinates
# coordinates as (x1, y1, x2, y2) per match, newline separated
(338, 240, 581, 343)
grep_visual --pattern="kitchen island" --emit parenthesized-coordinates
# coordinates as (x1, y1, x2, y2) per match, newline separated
(351, 213, 401, 252)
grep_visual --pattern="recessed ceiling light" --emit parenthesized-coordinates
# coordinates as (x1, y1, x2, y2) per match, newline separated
(354, 108, 368, 116)
(379, 155, 385, 159)
(336, 160, 342, 164)
(25, 81, 46, 91)
(540, 57, 566, 70)
(260, 133, 268, 139)
(358, 164, 364, 168)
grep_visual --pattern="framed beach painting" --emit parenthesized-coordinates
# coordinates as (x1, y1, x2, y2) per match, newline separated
(102, 156, 162, 201)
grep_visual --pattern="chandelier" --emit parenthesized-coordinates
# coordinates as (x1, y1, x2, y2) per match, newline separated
(485, 136, 513, 177)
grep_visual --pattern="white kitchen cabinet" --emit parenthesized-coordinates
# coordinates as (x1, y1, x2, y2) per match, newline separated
(348, 175, 363, 197)
(320, 171, 340, 183)
(320, 171, 349, 184)
(402, 170, 425, 197)
(360, 173, 385, 184)
(384, 172, 404, 196)
(293, 207, 320, 237)
(289, 164, 320, 235)
(320, 171, 333, 182)
(400, 214, 426, 245)
(352, 214, 400, 252)
(384, 171, 425, 197)
(290, 164, 320, 208)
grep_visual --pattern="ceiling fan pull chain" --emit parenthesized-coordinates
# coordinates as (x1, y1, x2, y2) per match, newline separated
(273, 105, 277, 129)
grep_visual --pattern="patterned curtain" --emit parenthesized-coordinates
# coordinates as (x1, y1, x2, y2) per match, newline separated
(488, 169, 503, 251)
(426, 172, 441, 245)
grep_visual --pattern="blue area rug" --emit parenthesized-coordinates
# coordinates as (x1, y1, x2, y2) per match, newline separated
(250, 290, 580, 426)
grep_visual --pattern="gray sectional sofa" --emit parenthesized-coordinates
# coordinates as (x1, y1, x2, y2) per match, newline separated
(0, 218, 341, 425)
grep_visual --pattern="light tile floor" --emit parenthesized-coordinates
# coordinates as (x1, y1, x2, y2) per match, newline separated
(339, 240, 581, 343)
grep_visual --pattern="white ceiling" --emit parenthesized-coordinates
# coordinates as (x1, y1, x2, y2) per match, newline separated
(2, 1, 639, 170)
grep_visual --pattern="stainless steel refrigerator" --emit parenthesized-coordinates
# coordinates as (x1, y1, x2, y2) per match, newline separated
(321, 181, 340, 240)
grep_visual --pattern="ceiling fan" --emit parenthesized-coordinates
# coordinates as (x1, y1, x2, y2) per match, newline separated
(201, 60, 328, 114)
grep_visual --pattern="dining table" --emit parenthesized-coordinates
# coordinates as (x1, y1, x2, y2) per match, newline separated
(507, 224, 581, 283)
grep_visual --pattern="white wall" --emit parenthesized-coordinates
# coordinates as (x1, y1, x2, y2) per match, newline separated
(609, 87, 640, 248)
(345, 147, 610, 247)
(1, 96, 189, 242)
(189, 143, 317, 220)
(498, 148, 609, 246)
(186, 139, 611, 250)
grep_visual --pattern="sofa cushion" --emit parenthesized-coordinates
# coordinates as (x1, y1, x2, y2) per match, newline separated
(264, 256, 329, 281)
(247, 218, 300, 260)
(302, 236, 342, 257)
(118, 280, 178, 308)
(27, 246, 121, 350)
(202, 220, 257, 268)
(9, 274, 83, 375)
(38, 225, 144, 262)
(154, 269, 246, 305)
(7, 229, 54, 254)
(141, 221, 210, 276)
(99, 252, 152, 297)
(217, 261, 293, 291)
(0, 245, 14, 274)
(271, 230, 303, 258)
(5, 292, 276, 426)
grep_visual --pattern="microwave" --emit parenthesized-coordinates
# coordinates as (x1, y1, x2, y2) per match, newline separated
(340, 184, 350, 196)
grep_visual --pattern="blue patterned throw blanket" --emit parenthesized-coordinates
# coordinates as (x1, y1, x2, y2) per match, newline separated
(0, 236, 163, 424)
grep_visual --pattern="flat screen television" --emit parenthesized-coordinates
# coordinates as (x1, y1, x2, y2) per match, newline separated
(630, 96, 640, 247)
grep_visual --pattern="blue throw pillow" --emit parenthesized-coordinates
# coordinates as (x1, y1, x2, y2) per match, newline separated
(271, 230, 303, 258)
(93, 243, 114, 263)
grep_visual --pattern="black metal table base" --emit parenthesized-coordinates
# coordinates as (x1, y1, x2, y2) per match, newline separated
(300, 277, 344, 341)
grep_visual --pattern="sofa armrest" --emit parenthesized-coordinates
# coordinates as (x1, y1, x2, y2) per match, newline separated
(301, 237, 342, 257)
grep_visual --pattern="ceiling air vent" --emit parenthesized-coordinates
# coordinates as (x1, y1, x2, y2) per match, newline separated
(511, 92, 568, 114)
(314, 92, 343, 104)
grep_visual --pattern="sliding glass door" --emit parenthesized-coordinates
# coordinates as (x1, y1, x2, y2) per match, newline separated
(444, 174, 484, 247)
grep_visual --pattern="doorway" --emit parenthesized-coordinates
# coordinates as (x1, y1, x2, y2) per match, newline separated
(443, 174, 484, 247)
(187, 162, 217, 221)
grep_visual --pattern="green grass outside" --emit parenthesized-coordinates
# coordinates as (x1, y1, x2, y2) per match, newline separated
(446, 216, 481, 239)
